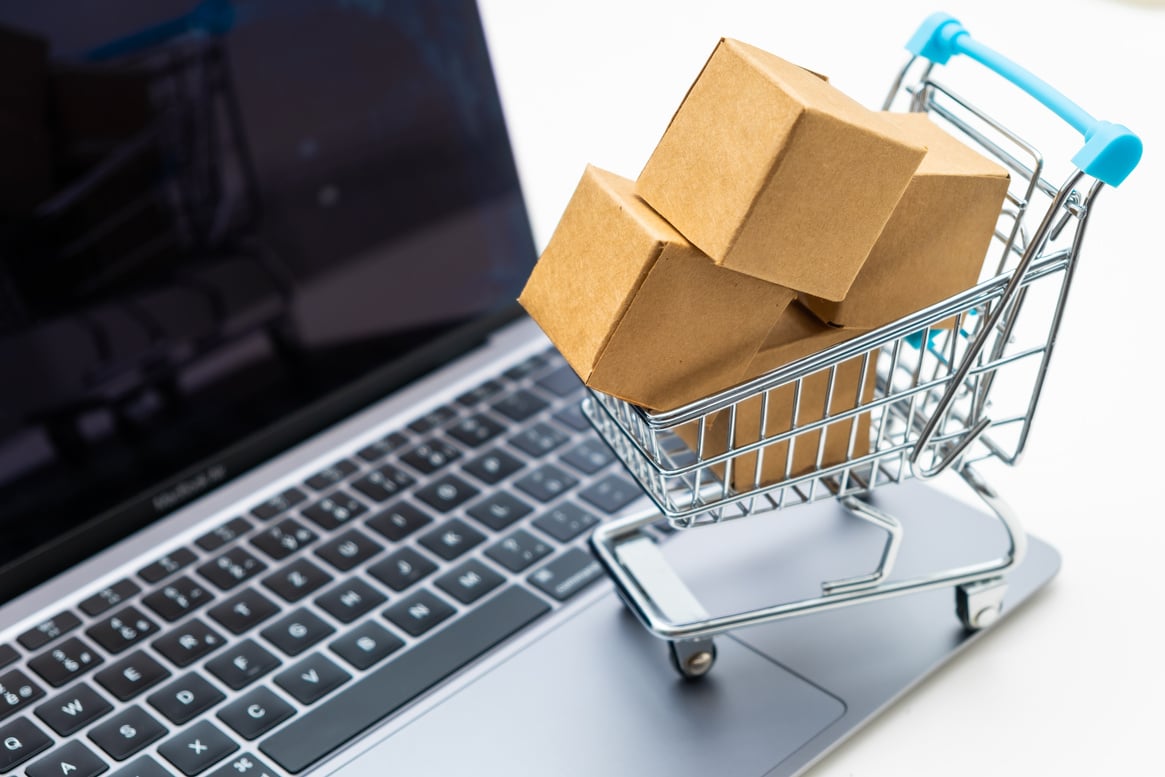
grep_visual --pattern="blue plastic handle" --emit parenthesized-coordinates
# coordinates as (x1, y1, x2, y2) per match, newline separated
(906, 12, 1142, 187)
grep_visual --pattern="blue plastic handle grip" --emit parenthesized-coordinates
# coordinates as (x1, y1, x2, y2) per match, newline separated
(906, 12, 1142, 187)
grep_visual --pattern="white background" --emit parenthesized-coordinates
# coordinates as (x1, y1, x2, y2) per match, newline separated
(477, 1, 1165, 774)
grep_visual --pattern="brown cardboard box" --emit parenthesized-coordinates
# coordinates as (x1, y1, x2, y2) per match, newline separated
(636, 38, 926, 301)
(800, 112, 1011, 328)
(519, 165, 796, 412)
(677, 301, 877, 490)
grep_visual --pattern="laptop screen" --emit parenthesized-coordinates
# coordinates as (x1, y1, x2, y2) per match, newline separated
(0, 0, 537, 590)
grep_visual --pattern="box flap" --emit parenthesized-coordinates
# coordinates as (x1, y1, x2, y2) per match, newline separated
(881, 112, 1010, 179)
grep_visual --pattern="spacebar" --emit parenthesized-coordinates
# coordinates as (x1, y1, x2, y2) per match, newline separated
(260, 586, 551, 773)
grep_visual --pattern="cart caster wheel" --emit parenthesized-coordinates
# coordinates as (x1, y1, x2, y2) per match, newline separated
(955, 578, 1008, 631)
(668, 639, 717, 680)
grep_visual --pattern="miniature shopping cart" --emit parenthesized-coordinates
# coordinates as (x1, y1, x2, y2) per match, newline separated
(582, 13, 1142, 679)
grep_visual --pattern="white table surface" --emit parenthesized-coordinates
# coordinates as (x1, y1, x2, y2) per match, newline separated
(477, 1, 1165, 774)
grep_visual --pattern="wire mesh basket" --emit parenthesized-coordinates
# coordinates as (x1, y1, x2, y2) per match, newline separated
(583, 13, 1141, 678)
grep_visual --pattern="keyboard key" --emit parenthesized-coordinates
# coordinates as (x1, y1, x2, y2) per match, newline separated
(152, 621, 225, 668)
(355, 432, 409, 463)
(273, 654, 350, 705)
(0, 643, 17, 669)
(139, 548, 198, 585)
(142, 577, 215, 623)
(434, 559, 504, 605)
(207, 589, 279, 635)
(0, 668, 45, 720)
(195, 517, 253, 553)
(462, 447, 524, 485)
(86, 609, 158, 656)
(250, 488, 307, 521)
(578, 473, 642, 514)
(262, 558, 332, 603)
(259, 587, 550, 773)
(0, 717, 52, 770)
(158, 720, 237, 776)
(204, 640, 280, 691)
(304, 459, 358, 491)
(198, 549, 268, 592)
(532, 502, 601, 543)
(503, 352, 549, 381)
(250, 518, 317, 562)
(88, 706, 167, 761)
(407, 405, 457, 434)
(18, 611, 82, 651)
(301, 491, 367, 531)
(314, 530, 383, 572)
(35, 682, 113, 735)
(365, 502, 432, 542)
(560, 439, 617, 475)
(414, 474, 479, 513)
(208, 753, 277, 777)
(446, 414, 505, 448)
(417, 518, 484, 561)
(314, 578, 386, 624)
(455, 379, 504, 408)
(535, 363, 583, 397)
(350, 464, 415, 503)
(553, 402, 591, 432)
(111, 756, 171, 777)
(466, 492, 532, 531)
(329, 623, 403, 671)
(79, 580, 142, 618)
(217, 688, 294, 740)
(147, 674, 225, 726)
(26, 740, 108, 777)
(29, 637, 104, 687)
(94, 652, 170, 702)
(400, 439, 461, 475)
(486, 529, 553, 572)
(260, 610, 334, 657)
(491, 389, 548, 422)
(366, 548, 436, 592)
(514, 464, 578, 503)
(383, 590, 455, 637)
(528, 548, 606, 602)
(508, 421, 569, 458)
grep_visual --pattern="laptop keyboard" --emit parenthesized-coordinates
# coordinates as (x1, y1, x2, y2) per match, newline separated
(0, 347, 641, 776)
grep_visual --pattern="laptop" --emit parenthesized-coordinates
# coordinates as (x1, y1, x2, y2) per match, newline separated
(0, 1, 1061, 775)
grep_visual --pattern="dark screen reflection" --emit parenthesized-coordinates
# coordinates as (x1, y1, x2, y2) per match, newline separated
(0, 0, 535, 565)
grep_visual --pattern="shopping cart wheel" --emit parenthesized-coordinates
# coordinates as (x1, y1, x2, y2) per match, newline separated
(955, 578, 1008, 631)
(668, 638, 717, 680)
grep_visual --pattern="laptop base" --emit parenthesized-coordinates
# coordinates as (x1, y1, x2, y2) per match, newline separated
(322, 479, 1060, 776)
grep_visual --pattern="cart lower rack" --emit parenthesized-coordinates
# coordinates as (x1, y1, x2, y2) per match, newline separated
(583, 13, 1141, 678)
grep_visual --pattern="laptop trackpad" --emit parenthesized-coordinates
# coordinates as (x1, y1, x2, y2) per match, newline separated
(336, 593, 844, 776)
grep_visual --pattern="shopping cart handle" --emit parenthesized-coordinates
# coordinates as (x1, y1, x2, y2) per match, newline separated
(906, 12, 1142, 187)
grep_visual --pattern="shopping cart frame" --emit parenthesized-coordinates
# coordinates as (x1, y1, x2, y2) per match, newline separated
(583, 13, 1141, 678)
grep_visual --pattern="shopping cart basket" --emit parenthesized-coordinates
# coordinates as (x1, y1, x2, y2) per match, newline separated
(583, 13, 1142, 679)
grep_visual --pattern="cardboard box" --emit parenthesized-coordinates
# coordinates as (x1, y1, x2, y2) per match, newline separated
(636, 38, 926, 301)
(677, 301, 877, 490)
(518, 165, 796, 412)
(800, 112, 1011, 328)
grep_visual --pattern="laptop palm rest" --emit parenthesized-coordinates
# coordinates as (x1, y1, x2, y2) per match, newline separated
(333, 481, 1058, 776)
